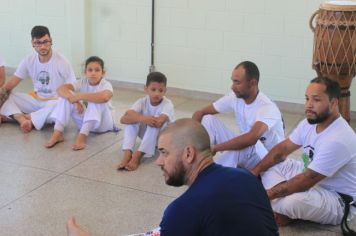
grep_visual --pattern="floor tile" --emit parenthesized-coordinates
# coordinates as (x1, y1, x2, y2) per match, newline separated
(0, 122, 120, 173)
(0, 175, 172, 236)
(66, 144, 186, 198)
(0, 160, 57, 208)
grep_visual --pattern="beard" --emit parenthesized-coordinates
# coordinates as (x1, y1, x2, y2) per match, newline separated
(306, 108, 330, 124)
(165, 159, 186, 187)
(234, 91, 246, 99)
(39, 49, 50, 56)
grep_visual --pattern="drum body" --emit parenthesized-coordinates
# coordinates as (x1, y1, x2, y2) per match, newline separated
(310, 1, 356, 122)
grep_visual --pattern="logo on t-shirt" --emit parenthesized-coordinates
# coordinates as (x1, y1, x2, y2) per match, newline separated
(302, 145, 314, 170)
(36, 71, 52, 94)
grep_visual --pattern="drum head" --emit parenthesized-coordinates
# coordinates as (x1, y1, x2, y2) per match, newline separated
(321, 1, 356, 11)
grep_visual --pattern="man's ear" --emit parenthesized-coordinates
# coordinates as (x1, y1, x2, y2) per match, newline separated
(183, 145, 196, 164)
(330, 97, 339, 110)
(249, 78, 257, 87)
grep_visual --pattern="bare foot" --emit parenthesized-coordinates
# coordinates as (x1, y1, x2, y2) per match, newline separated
(45, 130, 64, 148)
(72, 133, 87, 151)
(125, 151, 144, 171)
(24, 113, 31, 120)
(66, 217, 93, 236)
(13, 113, 33, 133)
(117, 150, 132, 170)
(21, 119, 33, 133)
(274, 212, 295, 226)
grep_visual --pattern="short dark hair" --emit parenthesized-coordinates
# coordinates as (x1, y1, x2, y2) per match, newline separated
(85, 56, 105, 71)
(146, 71, 167, 86)
(310, 77, 340, 100)
(31, 26, 51, 39)
(235, 61, 260, 83)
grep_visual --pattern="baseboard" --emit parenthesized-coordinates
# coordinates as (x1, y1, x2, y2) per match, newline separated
(110, 80, 356, 120)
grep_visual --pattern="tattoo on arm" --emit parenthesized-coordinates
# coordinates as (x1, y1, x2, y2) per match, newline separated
(268, 179, 289, 199)
(273, 153, 284, 163)
(269, 184, 289, 200)
(303, 169, 322, 180)
(268, 169, 325, 200)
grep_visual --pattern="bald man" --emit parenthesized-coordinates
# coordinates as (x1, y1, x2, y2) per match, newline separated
(67, 118, 278, 236)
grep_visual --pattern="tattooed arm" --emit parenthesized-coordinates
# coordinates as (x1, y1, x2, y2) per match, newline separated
(267, 169, 325, 200)
(251, 138, 300, 177)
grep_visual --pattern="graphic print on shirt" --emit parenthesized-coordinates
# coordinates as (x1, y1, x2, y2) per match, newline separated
(36, 71, 52, 94)
(302, 145, 314, 170)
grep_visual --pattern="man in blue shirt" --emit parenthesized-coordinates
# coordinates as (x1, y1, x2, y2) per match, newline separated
(67, 118, 278, 236)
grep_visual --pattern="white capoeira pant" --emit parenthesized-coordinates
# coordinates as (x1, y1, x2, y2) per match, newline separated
(261, 159, 353, 225)
(51, 97, 114, 135)
(201, 115, 267, 170)
(0, 92, 57, 130)
(122, 123, 162, 158)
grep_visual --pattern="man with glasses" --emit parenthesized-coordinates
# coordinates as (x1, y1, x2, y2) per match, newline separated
(0, 25, 76, 132)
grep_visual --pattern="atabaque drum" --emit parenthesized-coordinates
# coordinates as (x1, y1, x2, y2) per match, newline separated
(310, 1, 356, 122)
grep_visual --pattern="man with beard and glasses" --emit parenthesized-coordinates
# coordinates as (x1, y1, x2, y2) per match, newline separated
(192, 61, 284, 170)
(251, 77, 356, 227)
(66, 118, 279, 236)
(0, 25, 76, 132)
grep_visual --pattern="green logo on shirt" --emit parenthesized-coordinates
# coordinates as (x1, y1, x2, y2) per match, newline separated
(302, 153, 311, 171)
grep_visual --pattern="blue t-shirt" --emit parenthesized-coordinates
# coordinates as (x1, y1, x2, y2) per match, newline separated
(159, 164, 278, 236)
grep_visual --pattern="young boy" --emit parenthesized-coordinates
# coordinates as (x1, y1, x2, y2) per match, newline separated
(118, 71, 174, 171)
(45, 56, 115, 150)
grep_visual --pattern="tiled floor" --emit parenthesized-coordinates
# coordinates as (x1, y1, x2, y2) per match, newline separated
(0, 81, 355, 236)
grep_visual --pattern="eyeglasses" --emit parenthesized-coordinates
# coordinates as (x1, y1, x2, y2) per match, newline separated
(32, 40, 52, 47)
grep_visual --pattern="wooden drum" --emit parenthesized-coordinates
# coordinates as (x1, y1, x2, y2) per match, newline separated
(310, 1, 356, 122)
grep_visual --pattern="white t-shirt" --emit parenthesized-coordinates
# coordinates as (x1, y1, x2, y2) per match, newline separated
(213, 91, 284, 151)
(72, 78, 114, 108)
(15, 50, 76, 98)
(131, 95, 174, 122)
(289, 117, 356, 199)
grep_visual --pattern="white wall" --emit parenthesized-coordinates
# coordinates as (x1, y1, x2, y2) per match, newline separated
(88, 0, 152, 83)
(153, 0, 356, 109)
(1, 0, 356, 111)
(0, 0, 85, 75)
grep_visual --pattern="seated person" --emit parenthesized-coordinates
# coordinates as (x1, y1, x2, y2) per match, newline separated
(251, 77, 356, 227)
(46, 56, 116, 150)
(0, 26, 76, 132)
(117, 71, 174, 171)
(193, 61, 284, 170)
(67, 118, 279, 236)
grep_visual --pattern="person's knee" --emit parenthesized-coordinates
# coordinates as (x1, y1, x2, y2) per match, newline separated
(273, 193, 309, 219)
